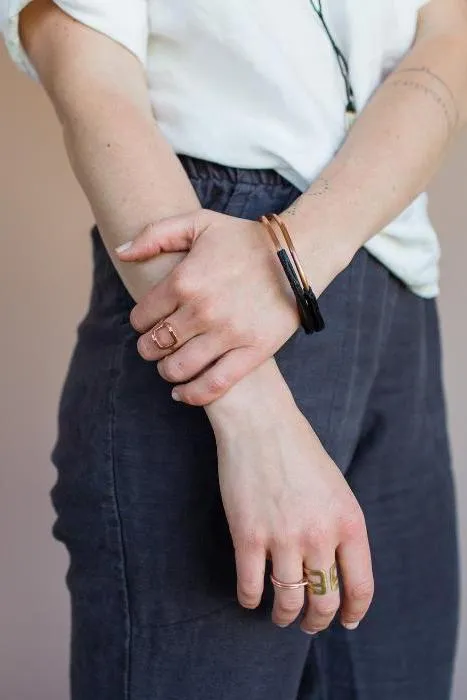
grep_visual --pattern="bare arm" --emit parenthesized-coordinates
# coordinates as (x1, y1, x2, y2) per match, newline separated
(19, 0, 291, 409)
(283, 0, 467, 261)
(19, 0, 200, 299)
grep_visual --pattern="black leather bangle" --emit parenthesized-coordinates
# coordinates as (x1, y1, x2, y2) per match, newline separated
(260, 215, 325, 335)
(277, 249, 325, 334)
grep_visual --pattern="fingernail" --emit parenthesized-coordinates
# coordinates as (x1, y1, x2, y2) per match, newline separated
(115, 240, 133, 254)
(276, 623, 288, 628)
(172, 388, 181, 401)
(343, 621, 360, 630)
(301, 628, 318, 636)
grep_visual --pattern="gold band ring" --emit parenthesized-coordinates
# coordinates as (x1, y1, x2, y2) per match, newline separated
(304, 563, 339, 595)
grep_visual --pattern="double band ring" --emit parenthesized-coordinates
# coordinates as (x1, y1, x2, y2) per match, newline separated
(270, 573, 308, 590)
(150, 319, 179, 350)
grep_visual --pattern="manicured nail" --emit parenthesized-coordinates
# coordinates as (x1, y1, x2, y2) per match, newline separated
(343, 621, 360, 630)
(115, 240, 133, 254)
(172, 388, 181, 401)
(301, 628, 318, 636)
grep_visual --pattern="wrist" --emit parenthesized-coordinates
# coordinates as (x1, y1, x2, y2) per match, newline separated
(280, 200, 359, 297)
(253, 218, 302, 329)
(205, 359, 296, 436)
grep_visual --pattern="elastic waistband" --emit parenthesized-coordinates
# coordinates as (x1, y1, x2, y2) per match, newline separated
(177, 153, 291, 188)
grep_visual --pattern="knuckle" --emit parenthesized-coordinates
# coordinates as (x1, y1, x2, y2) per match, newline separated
(270, 522, 304, 549)
(276, 600, 303, 616)
(269, 532, 285, 549)
(348, 578, 374, 605)
(161, 357, 184, 382)
(270, 533, 294, 550)
(340, 505, 366, 539)
(171, 270, 198, 301)
(238, 580, 260, 603)
(220, 316, 243, 343)
(206, 373, 229, 397)
(301, 523, 329, 550)
(235, 527, 266, 552)
(241, 324, 258, 344)
(137, 336, 154, 360)
(130, 307, 145, 333)
(179, 389, 203, 406)
(312, 602, 339, 619)
(196, 299, 217, 326)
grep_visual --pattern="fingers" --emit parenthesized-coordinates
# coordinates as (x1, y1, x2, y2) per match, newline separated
(270, 548, 307, 628)
(172, 346, 258, 405)
(157, 334, 226, 383)
(130, 274, 179, 334)
(235, 540, 266, 610)
(136, 305, 203, 362)
(115, 211, 205, 262)
(234, 517, 372, 635)
(129, 251, 212, 334)
(337, 513, 374, 630)
(301, 554, 341, 635)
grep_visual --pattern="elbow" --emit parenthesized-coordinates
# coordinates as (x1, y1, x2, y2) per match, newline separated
(18, 0, 85, 107)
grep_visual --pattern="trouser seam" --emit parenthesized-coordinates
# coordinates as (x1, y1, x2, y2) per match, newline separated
(108, 335, 133, 700)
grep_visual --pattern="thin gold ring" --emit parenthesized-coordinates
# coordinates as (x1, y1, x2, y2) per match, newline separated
(150, 320, 178, 350)
(270, 573, 309, 590)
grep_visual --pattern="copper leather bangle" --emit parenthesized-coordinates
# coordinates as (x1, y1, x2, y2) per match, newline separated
(259, 213, 325, 335)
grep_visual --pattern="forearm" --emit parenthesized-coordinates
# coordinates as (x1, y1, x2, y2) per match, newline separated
(61, 94, 199, 300)
(19, 1, 200, 300)
(285, 25, 467, 280)
(19, 0, 289, 418)
(65, 103, 295, 416)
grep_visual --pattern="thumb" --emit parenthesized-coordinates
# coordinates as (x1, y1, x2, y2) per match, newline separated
(115, 211, 203, 262)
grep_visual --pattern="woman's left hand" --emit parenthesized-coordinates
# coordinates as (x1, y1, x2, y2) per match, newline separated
(116, 208, 322, 405)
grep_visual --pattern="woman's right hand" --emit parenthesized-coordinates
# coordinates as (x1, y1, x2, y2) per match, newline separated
(206, 360, 374, 634)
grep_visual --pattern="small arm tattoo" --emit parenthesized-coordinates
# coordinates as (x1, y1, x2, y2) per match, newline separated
(397, 66, 457, 111)
(283, 177, 330, 216)
(387, 67, 458, 131)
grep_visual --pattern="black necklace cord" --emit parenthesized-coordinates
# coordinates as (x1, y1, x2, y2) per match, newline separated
(309, 0, 357, 117)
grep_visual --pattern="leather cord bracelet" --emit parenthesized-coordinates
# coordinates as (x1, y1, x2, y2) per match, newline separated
(259, 213, 325, 335)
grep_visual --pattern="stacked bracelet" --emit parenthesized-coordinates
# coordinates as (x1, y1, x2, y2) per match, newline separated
(259, 213, 325, 335)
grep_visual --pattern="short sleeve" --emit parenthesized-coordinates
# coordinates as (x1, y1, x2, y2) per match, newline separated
(0, 0, 149, 81)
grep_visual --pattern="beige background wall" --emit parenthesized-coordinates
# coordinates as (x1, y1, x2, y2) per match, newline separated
(0, 41, 465, 699)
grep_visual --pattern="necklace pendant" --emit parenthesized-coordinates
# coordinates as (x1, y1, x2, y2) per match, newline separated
(345, 109, 357, 131)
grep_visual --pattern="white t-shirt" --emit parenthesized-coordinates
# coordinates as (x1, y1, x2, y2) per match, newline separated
(2, 0, 438, 297)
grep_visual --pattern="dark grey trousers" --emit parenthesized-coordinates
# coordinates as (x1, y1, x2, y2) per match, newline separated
(50, 155, 459, 700)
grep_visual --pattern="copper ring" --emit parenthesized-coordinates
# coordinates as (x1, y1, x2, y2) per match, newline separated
(270, 573, 309, 590)
(150, 320, 179, 350)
